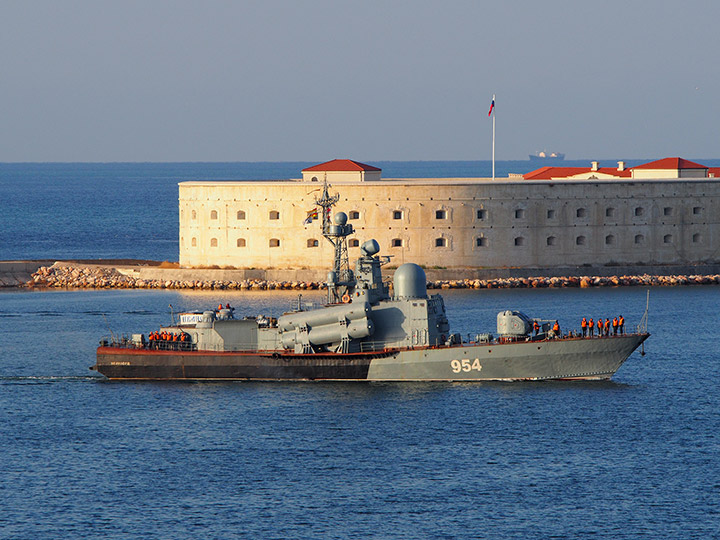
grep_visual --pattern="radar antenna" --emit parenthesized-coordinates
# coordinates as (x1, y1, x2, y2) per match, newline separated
(315, 179, 356, 304)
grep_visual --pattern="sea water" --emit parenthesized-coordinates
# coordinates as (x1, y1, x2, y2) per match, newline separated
(0, 285, 718, 539)
(1, 161, 719, 538)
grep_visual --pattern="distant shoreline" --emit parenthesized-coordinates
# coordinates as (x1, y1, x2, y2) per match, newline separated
(3, 260, 720, 291)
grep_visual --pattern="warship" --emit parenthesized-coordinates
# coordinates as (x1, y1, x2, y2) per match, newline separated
(93, 183, 649, 382)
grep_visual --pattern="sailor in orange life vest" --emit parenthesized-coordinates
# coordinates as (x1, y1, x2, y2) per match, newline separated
(612, 317, 619, 335)
(588, 318, 594, 337)
(552, 320, 560, 338)
(533, 321, 540, 336)
(619, 315, 625, 334)
(581, 317, 587, 337)
(604, 318, 611, 336)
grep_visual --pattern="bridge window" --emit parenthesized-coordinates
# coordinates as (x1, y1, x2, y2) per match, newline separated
(606, 207, 615, 218)
(514, 209, 525, 219)
(664, 234, 672, 244)
(576, 235, 586, 246)
(391, 238, 403, 247)
(349, 211, 360, 219)
(605, 234, 615, 245)
(393, 210, 403, 220)
(477, 209, 487, 220)
(693, 206, 702, 215)
(693, 233, 701, 243)
(547, 209, 556, 219)
(191, 237, 197, 247)
(237, 210, 246, 220)
(237, 238, 246, 247)
(210, 238, 218, 247)
(307, 239, 319, 247)
(435, 237, 446, 247)
(514, 237, 525, 246)
(269, 238, 280, 247)
(576, 208, 587, 218)
(476, 237, 487, 247)
(349, 239, 359, 247)
(269, 210, 280, 220)
(634, 234, 645, 244)
(546, 236, 556, 246)
(191, 210, 196, 220)
(634, 207, 644, 217)
(435, 210, 447, 219)
(210, 210, 218, 220)
(664, 207, 673, 216)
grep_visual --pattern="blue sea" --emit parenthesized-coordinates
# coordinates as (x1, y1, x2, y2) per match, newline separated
(1, 161, 719, 539)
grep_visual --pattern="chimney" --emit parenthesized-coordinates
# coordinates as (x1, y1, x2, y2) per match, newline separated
(617, 161, 625, 171)
(591, 161, 599, 172)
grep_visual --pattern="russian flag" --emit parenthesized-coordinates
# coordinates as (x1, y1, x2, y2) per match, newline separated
(488, 97, 495, 116)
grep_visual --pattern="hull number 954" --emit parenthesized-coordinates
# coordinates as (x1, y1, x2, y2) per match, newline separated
(450, 358, 482, 373)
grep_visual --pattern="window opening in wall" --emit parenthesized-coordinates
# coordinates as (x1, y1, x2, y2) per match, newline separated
(693, 206, 702, 215)
(634, 234, 644, 244)
(663, 207, 673, 216)
(191, 210, 196, 219)
(435, 210, 447, 219)
(606, 207, 615, 218)
(307, 239, 319, 247)
(349, 211, 360, 219)
(349, 239, 359, 247)
(514, 237, 524, 246)
(269, 210, 280, 220)
(476, 237, 487, 247)
(191, 237, 197, 247)
(605, 235, 615, 245)
(393, 210, 403, 220)
(546, 236, 556, 246)
(576, 235, 586, 246)
(210, 238, 218, 247)
(237, 210, 246, 220)
(237, 238, 246, 247)
(477, 209, 487, 220)
(576, 208, 587, 218)
(514, 209, 525, 219)
(435, 238, 446, 247)
(269, 238, 280, 247)
(547, 209, 556, 219)
(663, 234, 672, 244)
(210, 210, 218, 220)
(634, 207, 644, 217)
(693, 233, 701, 243)
(391, 238, 403, 247)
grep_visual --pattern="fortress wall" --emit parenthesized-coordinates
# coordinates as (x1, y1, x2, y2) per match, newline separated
(178, 178, 719, 269)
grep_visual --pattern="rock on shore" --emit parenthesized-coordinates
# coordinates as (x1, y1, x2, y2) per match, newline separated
(25, 264, 720, 291)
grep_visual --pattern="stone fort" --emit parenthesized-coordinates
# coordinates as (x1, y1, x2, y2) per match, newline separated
(178, 158, 719, 270)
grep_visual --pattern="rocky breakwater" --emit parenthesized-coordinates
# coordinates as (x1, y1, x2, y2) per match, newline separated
(27, 265, 323, 291)
(25, 264, 720, 291)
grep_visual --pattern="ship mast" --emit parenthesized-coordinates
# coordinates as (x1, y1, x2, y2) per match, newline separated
(315, 179, 355, 304)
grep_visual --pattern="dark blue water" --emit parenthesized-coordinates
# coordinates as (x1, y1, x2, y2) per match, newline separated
(6, 159, 720, 261)
(1, 285, 718, 539)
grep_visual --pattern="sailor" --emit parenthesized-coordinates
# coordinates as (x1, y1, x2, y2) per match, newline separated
(218, 304, 223, 311)
(581, 317, 587, 337)
(588, 318, 594, 337)
(552, 320, 560, 338)
(612, 317, 618, 335)
(533, 321, 540, 336)
(619, 315, 625, 334)
(604, 318, 610, 336)
(226, 303, 231, 309)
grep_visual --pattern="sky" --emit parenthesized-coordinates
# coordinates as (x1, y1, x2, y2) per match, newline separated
(1, 0, 719, 162)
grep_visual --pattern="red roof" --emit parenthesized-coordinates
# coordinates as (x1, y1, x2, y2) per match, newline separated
(302, 159, 381, 172)
(708, 167, 720, 178)
(632, 157, 707, 170)
(524, 166, 631, 180)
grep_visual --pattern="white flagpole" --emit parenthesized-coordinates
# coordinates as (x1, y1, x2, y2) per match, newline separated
(491, 94, 496, 181)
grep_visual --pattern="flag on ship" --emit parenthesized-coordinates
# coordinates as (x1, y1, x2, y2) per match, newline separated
(488, 97, 495, 116)
(303, 208, 319, 224)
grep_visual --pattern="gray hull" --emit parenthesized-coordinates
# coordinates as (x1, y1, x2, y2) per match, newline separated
(367, 334, 648, 381)
(94, 334, 648, 382)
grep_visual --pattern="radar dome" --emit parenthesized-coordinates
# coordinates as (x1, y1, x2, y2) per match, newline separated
(393, 263, 427, 299)
(361, 239, 380, 256)
(334, 212, 348, 226)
